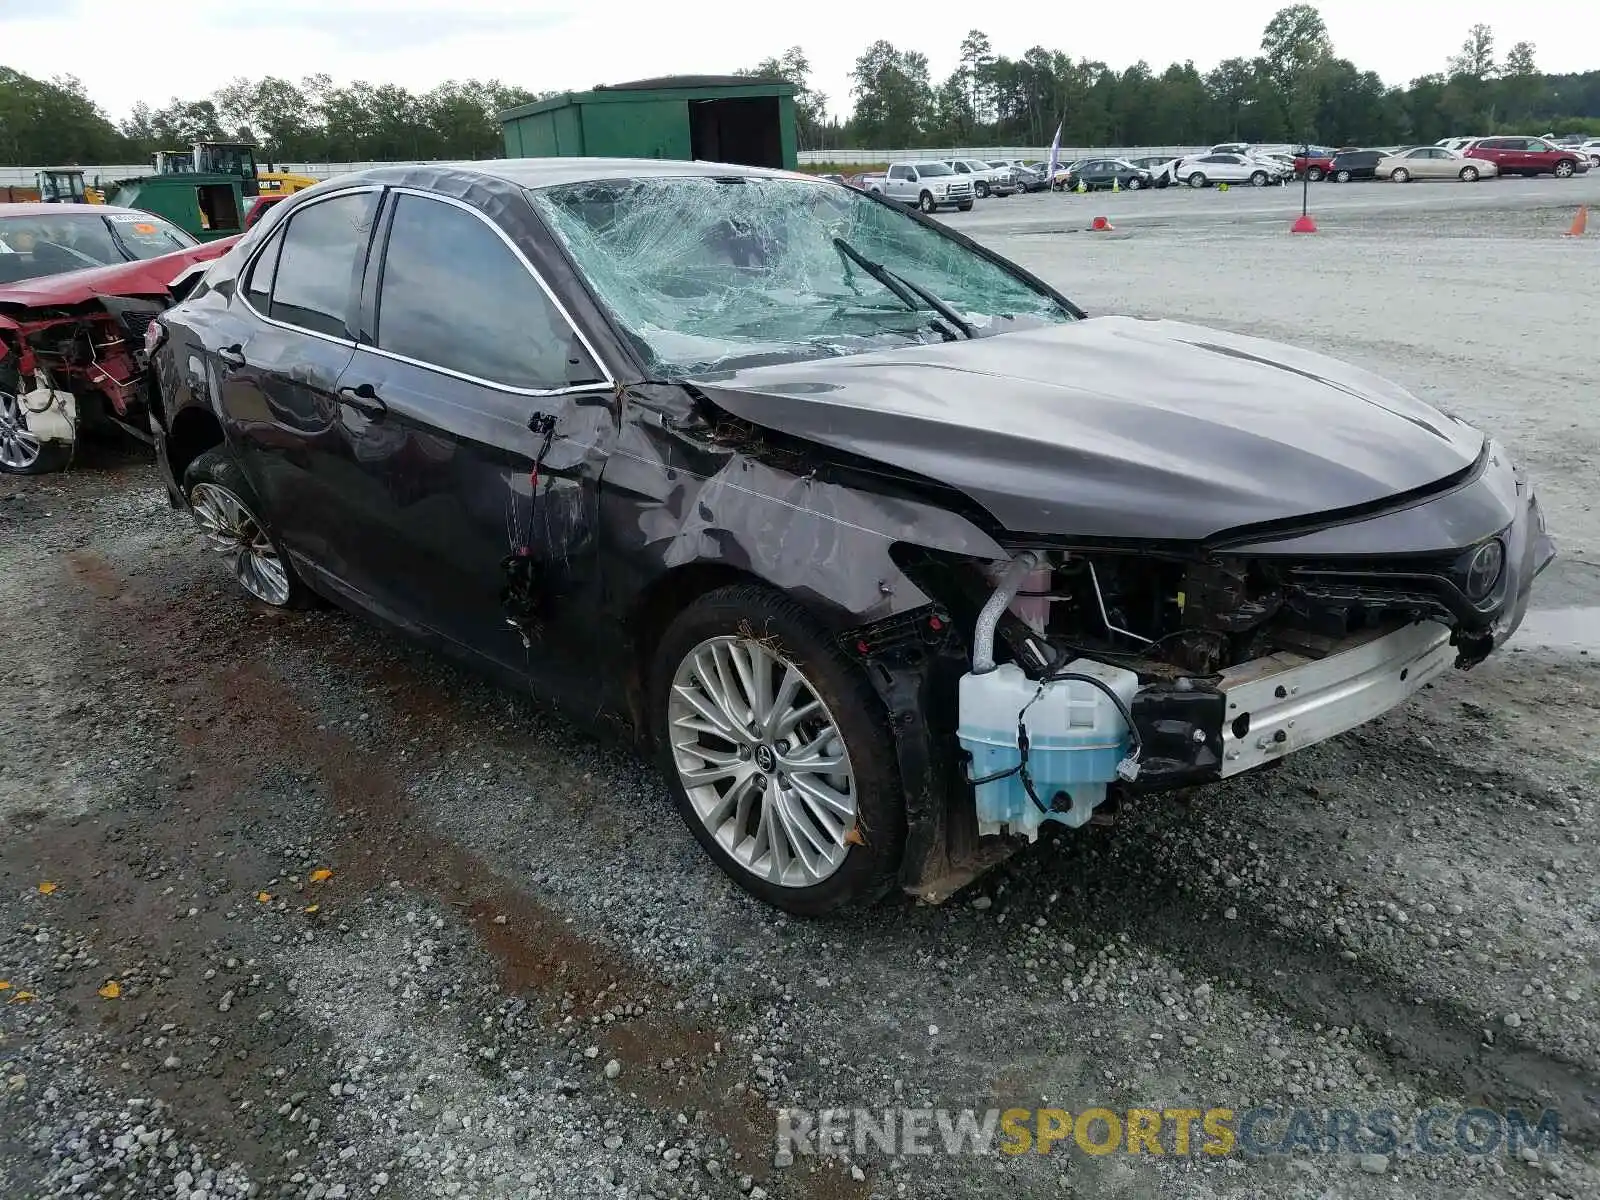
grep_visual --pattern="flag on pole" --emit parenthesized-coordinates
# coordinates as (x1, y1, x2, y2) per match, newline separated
(1046, 121, 1064, 185)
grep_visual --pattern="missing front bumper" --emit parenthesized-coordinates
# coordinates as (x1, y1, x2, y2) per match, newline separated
(1215, 621, 1455, 777)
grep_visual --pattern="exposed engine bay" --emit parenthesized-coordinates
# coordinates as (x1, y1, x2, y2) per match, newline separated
(982, 548, 1495, 680)
(0, 298, 165, 448)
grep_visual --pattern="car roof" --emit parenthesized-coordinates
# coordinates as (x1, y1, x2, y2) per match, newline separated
(0, 203, 145, 218)
(340, 157, 806, 192)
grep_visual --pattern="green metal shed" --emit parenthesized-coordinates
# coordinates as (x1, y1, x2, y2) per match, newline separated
(499, 75, 798, 171)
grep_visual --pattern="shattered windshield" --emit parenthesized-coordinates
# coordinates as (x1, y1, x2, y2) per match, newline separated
(529, 176, 1072, 375)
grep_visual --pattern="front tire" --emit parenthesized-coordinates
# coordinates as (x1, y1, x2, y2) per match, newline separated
(1127, 176, 1142, 190)
(957, 201, 973, 211)
(0, 388, 72, 475)
(651, 584, 905, 916)
(974, 181, 989, 198)
(1391, 167, 1411, 183)
(1460, 166, 1480, 182)
(1250, 170, 1269, 187)
(1335, 169, 1353, 183)
(1187, 172, 1208, 188)
(918, 190, 936, 213)
(184, 446, 309, 608)
(1554, 160, 1576, 178)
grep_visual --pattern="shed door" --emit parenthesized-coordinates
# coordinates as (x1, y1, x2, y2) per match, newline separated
(689, 97, 782, 169)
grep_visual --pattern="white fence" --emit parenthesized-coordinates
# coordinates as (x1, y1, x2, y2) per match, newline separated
(4, 148, 1217, 188)
(798, 146, 1210, 166)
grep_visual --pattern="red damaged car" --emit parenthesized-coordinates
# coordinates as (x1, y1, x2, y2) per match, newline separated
(0, 204, 235, 474)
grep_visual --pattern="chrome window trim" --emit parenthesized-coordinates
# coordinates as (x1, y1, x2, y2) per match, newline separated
(237, 184, 380, 349)
(361, 186, 616, 398)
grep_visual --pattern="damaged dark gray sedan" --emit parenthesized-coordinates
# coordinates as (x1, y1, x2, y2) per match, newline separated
(148, 160, 1554, 915)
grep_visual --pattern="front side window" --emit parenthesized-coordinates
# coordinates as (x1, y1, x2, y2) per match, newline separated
(531, 176, 1073, 376)
(911, 162, 953, 177)
(268, 191, 377, 339)
(375, 193, 600, 391)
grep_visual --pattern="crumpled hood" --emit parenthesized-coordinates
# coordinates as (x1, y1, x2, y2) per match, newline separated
(0, 239, 235, 314)
(692, 315, 1485, 541)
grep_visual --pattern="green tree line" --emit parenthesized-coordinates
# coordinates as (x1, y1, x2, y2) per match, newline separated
(2, 6, 1597, 167)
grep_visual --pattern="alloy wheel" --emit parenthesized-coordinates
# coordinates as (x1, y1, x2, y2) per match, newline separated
(0, 391, 43, 471)
(189, 481, 292, 605)
(667, 636, 858, 888)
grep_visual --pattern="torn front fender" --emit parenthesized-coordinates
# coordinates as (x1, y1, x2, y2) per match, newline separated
(601, 384, 1008, 630)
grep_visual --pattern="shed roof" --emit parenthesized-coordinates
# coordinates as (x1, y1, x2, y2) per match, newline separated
(499, 75, 795, 124)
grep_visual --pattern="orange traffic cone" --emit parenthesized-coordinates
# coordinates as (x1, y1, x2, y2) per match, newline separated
(1564, 205, 1588, 237)
(1090, 215, 1114, 232)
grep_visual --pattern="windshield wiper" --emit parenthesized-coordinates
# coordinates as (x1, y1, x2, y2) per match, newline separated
(832, 236, 974, 339)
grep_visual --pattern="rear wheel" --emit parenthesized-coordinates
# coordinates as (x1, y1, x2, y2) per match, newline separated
(957, 201, 973, 211)
(1391, 167, 1411, 183)
(184, 446, 310, 608)
(0, 388, 72, 475)
(1335, 169, 1353, 183)
(918, 190, 936, 213)
(651, 584, 904, 916)
(1459, 166, 1480, 182)
(1307, 166, 1325, 181)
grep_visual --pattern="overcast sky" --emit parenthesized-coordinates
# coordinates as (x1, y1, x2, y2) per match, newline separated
(6, 0, 1597, 122)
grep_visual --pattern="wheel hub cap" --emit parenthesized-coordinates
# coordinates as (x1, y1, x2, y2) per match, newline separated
(189, 481, 292, 606)
(668, 635, 859, 888)
(0, 391, 43, 471)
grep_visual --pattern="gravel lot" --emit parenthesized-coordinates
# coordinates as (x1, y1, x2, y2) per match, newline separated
(3, 183, 1597, 1200)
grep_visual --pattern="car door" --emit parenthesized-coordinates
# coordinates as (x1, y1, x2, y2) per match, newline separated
(325, 187, 616, 689)
(1482, 138, 1517, 171)
(213, 186, 380, 565)
(1407, 148, 1441, 178)
(1522, 139, 1556, 173)
(887, 164, 914, 201)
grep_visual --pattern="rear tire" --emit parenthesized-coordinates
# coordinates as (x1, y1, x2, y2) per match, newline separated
(183, 446, 311, 609)
(918, 190, 936, 213)
(1307, 166, 1325, 181)
(957, 201, 973, 211)
(1335, 169, 1353, 183)
(651, 584, 905, 916)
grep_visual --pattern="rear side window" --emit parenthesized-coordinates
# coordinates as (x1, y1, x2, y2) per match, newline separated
(244, 230, 282, 310)
(375, 193, 599, 391)
(269, 192, 377, 339)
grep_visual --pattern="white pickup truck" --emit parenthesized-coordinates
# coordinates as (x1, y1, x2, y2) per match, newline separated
(873, 161, 975, 213)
